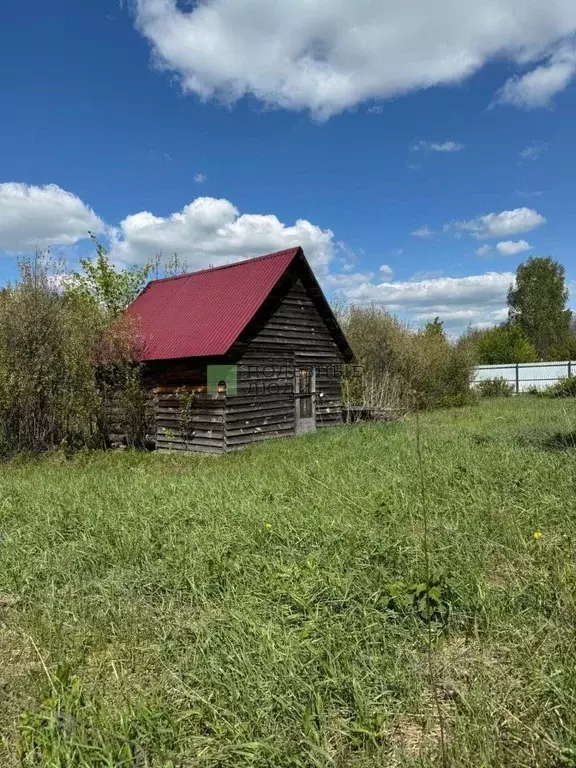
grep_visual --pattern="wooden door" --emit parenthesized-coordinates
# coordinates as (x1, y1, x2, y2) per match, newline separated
(294, 365, 316, 434)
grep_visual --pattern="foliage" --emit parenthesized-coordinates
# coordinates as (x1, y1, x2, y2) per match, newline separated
(508, 256, 572, 360)
(434, 390, 479, 409)
(0, 253, 102, 454)
(423, 316, 445, 340)
(177, 387, 198, 447)
(540, 376, 576, 398)
(476, 377, 515, 398)
(67, 234, 151, 316)
(1, 398, 575, 766)
(472, 323, 539, 365)
(340, 304, 475, 411)
(0, 250, 149, 456)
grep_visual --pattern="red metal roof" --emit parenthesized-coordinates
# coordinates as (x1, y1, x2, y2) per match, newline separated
(126, 248, 301, 360)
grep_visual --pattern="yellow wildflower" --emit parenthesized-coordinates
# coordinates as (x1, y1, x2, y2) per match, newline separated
(265, 522, 272, 530)
(533, 531, 542, 540)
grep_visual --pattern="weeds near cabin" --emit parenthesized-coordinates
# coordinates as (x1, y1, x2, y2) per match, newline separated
(177, 388, 198, 448)
(1, 398, 576, 765)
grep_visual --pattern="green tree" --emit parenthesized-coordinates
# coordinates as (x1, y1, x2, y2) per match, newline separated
(67, 234, 151, 316)
(423, 316, 445, 340)
(475, 323, 539, 365)
(507, 256, 572, 360)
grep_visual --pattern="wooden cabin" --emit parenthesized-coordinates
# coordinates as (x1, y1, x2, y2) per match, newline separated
(126, 247, 354, 453)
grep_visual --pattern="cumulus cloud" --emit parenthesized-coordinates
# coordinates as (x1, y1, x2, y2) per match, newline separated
(379, 264, 394, 277)
(496, 43, 576, 108)
(454, 207, 545, 239)
(495, 239, 531, 256)
(324, 271, 374, 289)
(476, 240, 532, 256)
(0, 183, 104, 252)
(334, 270, 515, 332)
(110, 196, 335, 273)
(411, 140, 464, 152)
(133, 0, 576, 118)
(411, 226, 433, 239)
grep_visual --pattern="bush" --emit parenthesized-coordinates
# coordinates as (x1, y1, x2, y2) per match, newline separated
(476, 377, 515, 398)
(435, 391, 479, 409)
(541, 376, 576, 398)
(0, 252, 147, 457)
(339, 305, 474, 411)
(460, 323, 539, 365)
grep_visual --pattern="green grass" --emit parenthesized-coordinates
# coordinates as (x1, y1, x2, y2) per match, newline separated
(1, 397, 576, 767)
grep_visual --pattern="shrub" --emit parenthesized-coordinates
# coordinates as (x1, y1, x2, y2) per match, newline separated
(0, 252, 147, 457)
(476, 377, 515, 398)
(339, 305, 474, 411)
(435, 391, 479, 409)
(541, 376, 576, 398)
(461, 323, 539, 365)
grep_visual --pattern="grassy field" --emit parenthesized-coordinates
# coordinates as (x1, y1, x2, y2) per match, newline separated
(1, 397, 576, 767)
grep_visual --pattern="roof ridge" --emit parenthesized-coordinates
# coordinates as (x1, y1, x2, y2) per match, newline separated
(146, 247, 301, 286)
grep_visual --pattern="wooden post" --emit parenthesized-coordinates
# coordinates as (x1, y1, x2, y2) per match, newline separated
(515, 363, 519, 394)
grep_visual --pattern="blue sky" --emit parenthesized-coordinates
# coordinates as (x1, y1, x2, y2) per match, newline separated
(2, 0, 576, 333)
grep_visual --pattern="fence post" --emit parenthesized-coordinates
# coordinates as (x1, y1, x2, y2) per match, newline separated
(515, 363, 519, 394)
(569, 360, 572, 379)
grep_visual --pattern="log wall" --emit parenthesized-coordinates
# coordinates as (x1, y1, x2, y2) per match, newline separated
(153, 387, 226, 453)
(225, 278, 345, 449)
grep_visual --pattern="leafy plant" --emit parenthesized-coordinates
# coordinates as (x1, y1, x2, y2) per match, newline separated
(477, 377, 515, 398)
(541, 376, 576, 398)
(382, 573, 457, 623)
(67, 234, 151, 316)
(473, 323, 539, 365)
(178, 388, 197, 447)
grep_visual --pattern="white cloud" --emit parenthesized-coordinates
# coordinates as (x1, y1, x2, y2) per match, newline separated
(411, 140, 464, 152)
(379, 264, 394, 277)
(476, 240, 532, 256)
(0, 183, 104, 252)
(454, 207, 545, 239)
(194, 173, 207, 183)
(518, 141, 548, 162)
(134, 0, 576, 118)
(336, 270, 515, 332)
(110, 196, 335, 273)
(496, 44, 576, 108)
(495, 239, 531, 256)
(325, 271, 374, 288)
(411, 226, 433, 239)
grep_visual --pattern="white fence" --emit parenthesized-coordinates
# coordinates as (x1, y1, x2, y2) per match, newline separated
(472, 361, 576, 393)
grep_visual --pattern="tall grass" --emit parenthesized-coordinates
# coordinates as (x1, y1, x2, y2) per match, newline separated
(1, 397, 575, 766)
